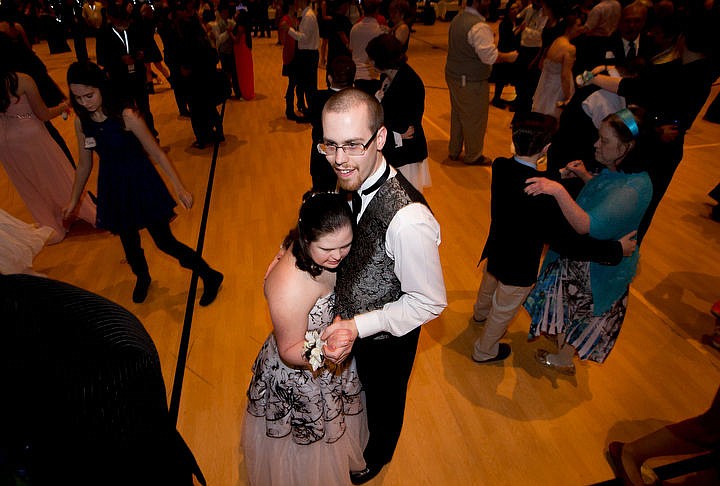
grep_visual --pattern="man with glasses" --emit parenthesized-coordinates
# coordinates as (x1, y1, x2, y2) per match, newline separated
(319, 88, 447, 484)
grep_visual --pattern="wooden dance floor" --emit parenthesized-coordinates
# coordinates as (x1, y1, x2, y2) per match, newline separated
(2, 21, 719, 485)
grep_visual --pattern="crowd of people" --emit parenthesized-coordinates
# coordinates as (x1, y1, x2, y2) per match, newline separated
(0, 0, 719, 483)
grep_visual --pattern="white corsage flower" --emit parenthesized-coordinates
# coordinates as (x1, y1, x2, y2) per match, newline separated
(303, 330, 326, 371)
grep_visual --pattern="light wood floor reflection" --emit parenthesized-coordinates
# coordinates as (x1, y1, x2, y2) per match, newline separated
(2, 21, 719, 485)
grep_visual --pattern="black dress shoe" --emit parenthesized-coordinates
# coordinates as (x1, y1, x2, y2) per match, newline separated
(491, 98, 506, 109)
(350, 464, 383, 485)
(472, 342, 511, 363)
(464, 155, 493, 166)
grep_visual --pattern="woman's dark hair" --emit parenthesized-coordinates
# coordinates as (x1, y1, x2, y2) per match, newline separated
(67, 61, 124, 127)
(283, 192, 354, 277)
(366, 33, 407, 71)
(561, 7, 584, 33)
(0, 34, 19, 113)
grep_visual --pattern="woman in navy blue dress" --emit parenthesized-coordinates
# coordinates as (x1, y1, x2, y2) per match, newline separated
(63, 61, 222, 305)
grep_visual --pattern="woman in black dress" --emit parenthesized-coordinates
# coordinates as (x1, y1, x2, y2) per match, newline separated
(63, 61, 223, 305)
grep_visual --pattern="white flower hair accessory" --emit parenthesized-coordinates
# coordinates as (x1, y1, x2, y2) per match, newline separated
(303, 330, 326, 371)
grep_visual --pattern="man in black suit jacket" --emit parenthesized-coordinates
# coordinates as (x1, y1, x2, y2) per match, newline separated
(97, 1, 157, 136)
(574, 1, 656, 75)
(308, 56, 355, 191)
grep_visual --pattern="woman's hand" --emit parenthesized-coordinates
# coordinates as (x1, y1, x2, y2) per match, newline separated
(559, 160, 592, 181)
(525, 177, 563, 197)
(62, 100, 73, 119)
(264, 246, 287, 279)
(321, 316, 358, 364)
(61, 201, 77, 221)
(400, 125, 415, 140)
(619, 230, 638, 256)
(656, 124, 680, 143)
(590, 64, 608, 76)
(176, 187, 193, 209)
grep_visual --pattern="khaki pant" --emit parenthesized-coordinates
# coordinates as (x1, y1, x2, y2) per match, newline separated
(472, 267, 532, 361)
(445, 73, 490, 162)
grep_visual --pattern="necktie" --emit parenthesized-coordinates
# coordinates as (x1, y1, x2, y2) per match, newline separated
(627, 41, 636, 61)
(352, 164, 391, 222)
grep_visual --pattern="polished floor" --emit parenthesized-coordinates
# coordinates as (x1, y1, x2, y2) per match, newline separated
(2, 19, 720, 485)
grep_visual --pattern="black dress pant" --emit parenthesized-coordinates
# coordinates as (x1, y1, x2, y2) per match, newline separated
(513, 46, 541, 113)
(118, 220, 207, 278)
(294, 49, 319, 112)
(353, 326, 421, 468)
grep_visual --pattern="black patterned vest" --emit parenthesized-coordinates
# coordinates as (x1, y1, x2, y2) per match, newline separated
(335, 172, 430, 324)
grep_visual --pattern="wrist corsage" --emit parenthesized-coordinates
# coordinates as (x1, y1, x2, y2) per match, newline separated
(303, 330, 326, 371)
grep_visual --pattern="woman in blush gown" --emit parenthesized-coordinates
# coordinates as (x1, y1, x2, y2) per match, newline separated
(0, 209, 53, 275)
(0, 49, 96, 244)
(242, 193, 368, 486)
(532, 10, 584, 119)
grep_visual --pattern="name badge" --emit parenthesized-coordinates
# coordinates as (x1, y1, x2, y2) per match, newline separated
(84, 137, 97, 149)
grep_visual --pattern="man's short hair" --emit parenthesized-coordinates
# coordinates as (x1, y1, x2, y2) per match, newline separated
(362, 0, 381, 15)
(510, 112, 557, 157)
(323, 88, 384, 134)
(328, 56, 356, 88)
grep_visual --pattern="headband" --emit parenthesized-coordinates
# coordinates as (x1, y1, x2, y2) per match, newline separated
(615, 108, 639, 138)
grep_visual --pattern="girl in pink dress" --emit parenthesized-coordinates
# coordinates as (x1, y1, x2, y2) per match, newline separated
(0, 60, 96, 244)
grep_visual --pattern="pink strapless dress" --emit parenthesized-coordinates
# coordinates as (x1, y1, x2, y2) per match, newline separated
(0, 94, 96, 243)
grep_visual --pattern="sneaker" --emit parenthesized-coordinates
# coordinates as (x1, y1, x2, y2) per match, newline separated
(712, 332, 720, 350)
(712, 300, 720, 319)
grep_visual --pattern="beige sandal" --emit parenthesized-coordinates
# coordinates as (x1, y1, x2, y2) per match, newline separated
(535, 349, 576, 376)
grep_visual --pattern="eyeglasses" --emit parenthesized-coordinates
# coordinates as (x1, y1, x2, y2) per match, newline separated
(317, 128, 379, 157)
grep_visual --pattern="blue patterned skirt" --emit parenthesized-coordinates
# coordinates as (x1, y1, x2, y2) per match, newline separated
(524, 258, 628, 363)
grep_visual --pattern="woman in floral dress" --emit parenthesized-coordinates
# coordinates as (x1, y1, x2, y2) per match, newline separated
(242, 193, 368, 485)
(523, 108, 652, 375)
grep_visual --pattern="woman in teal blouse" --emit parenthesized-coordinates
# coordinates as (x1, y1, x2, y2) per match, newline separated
(522, 107, 652, 375)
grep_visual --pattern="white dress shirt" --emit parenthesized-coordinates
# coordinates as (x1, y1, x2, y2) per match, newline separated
(622, 36, 640, 57)
(464, 7, 498, 65)
(352, 159, 447, 338)
(288, 6, 319, 50)
(349, 16, 385, 81)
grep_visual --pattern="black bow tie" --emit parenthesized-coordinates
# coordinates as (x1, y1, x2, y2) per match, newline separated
(352, 164, 391, 221)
